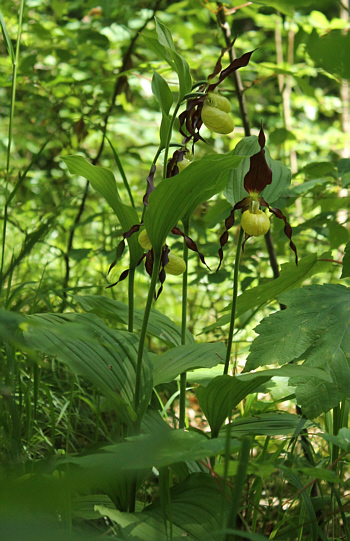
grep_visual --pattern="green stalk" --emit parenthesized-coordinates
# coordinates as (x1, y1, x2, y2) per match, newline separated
(162, 101, 181, 179)
(179, 218, 190, 429)
(224, 436, 251, 541)
(134, 251, 161, 420)
(128, 267, 135, 333)
(1, 0, 25, 291)
(224, 226, 244, 375)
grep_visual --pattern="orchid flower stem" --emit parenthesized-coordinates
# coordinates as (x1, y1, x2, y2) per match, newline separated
(128, 267, 135, 333)
(163, 101, 181, 179)
(134, 251, 161, 422)
(223, 226, 244, 376)
(179, 218, 190, 429)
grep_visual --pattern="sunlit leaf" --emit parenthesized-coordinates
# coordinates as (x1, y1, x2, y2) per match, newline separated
(62, 156, 143, 268)
(204, 254, 332, 332)
(145, 153, 243, 252)
(152, 342, 226, 386)
(245, 284, 350, 418)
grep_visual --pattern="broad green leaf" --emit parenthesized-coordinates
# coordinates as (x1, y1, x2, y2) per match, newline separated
(23, 313, 153, 425)
(63, 429, 236, 487)
(145, 153, 243, 252)
(204, 254, 332, 332)
(170, 49, 192, 100)
(341, 241, 350, 279)
(155, 18, 192, 100)
(245, 284, 350, 418)
(196, 374, 271, 436)
(187, 363, 331, 386)
(152, 70, 173, 148)
(143, 34, 174, 67)
(320, 427, 350, 453)
(73, 294, 194, 347)
(307, 29, 350, 80)
(224, 135, 291, 206)
(252, 0, 328, 16)
(152, 342, 226, 386)
(151, 71, 173, 115)
(62, 155, 143, 268)
(155, 18, 176, 51)
(96, 473, 228, 541)
(221, 412, 313, 437)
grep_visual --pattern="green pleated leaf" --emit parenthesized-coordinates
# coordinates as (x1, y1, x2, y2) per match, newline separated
(96, 473, 228, 541)
(23, 313, 153, 425)
(224, 135, 291, 206)
(196, 374, 271, 436)
(63, 428, 234, 487)
(245, 284, 350, 418)
(152, 342, 226, 386)
(221, 412, 313, 437)
(73, 294, 194, 347)
(203, 254, 332, 333)
(144, 153, 243, 252)
(62, 155, 143, 268)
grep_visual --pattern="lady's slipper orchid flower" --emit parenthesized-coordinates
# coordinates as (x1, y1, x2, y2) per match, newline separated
(217, 126, 298, 270)
(178, 47, 254, 150)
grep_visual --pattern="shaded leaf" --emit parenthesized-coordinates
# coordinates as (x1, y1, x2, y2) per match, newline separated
(96, 473, 228, 541)
(73, 294, 195, 347)
(23, 313, 153, 425)
(221, 412, 313, 437)
(196, 374, 271, 436)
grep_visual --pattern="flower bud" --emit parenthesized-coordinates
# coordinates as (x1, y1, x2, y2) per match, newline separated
(201, 105, 234, 134)
(138, 229, 152, 250)
(241, 210, 270, 237)
(164, 253, 186, 275)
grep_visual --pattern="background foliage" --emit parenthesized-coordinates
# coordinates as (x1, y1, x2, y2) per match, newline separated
(0, 0, 350, 540)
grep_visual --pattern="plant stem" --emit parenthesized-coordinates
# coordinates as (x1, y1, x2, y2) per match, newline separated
(179, 218, 190, 429)
(1, 0, 25, 293)
(128, 267, 135, 333)
(162, 101, 181, 179)
(134, 251, 161, 419)
(224, 227, 244, 375)
(225, 436, 251, 540)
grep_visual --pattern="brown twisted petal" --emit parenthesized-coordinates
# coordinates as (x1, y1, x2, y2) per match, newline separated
(156, 245, 170, 299)
(260, 198, 298, 265)
(171, 226, 210, 270)
(217, 198, 249, 271)
(106, 268, 129, 289)
(143, 164, 156, 206)
(207, 50, 256, 92)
